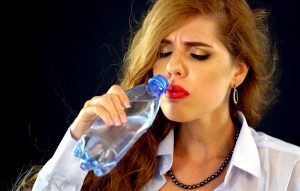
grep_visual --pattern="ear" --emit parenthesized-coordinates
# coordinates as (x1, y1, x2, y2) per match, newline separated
(231, 59, 249, 87)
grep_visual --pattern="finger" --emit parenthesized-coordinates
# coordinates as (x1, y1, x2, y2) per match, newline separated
(70, 105, 115, 140)
(93, 105, 114, 126)
(109, 94, 128, 124)
(97, 95, 122, 126)
(76, 104, 113, 126)
(83, 99, 92, 108)
(85, 95, 122, 126)
(107, 85, 131, 108)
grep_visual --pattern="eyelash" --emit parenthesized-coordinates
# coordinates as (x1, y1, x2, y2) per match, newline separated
(191, 53, 210, 60)
(158, 52, 210, 61)
(158, 52, 172, 58)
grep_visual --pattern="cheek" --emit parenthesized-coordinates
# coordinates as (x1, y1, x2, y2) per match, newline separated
(152, 60, 166, 76)
(191, 65, 232, 103)
(205, 57, 234, 86)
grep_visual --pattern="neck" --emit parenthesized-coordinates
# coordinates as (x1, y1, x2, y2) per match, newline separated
(174, 113, 236, 164)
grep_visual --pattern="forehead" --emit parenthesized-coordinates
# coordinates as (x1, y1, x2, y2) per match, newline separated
(163, 15, 220, 44)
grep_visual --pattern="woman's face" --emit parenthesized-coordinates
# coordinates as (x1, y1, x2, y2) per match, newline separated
(153, 15, 244, 122)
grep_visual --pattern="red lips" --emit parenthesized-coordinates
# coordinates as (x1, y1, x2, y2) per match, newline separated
(166, 85, 190, 99)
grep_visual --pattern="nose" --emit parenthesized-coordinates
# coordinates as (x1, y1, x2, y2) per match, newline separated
(166, 52, 187, 78)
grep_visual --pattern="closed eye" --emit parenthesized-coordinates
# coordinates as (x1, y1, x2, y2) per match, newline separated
(158, 52, 172, 58)
(191, 53, 210, 61)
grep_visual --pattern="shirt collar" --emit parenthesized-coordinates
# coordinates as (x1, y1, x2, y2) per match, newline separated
(155, 111, 261, 178)
(157, 128, 174, 156)
(156, 129, 174, 175)
(228, 111, 261, 178)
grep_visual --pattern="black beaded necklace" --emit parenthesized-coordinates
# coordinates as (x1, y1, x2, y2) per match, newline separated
(166, 119, 241, 190)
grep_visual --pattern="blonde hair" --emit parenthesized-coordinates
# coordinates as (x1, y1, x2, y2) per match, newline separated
(17, 0, 278, 190)
(120, 0, 278, 127)
(13, 165, 42, 191)
(83, 0, 278, 190)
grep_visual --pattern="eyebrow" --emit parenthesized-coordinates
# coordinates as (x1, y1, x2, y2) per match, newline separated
(161, 39, 212, 48)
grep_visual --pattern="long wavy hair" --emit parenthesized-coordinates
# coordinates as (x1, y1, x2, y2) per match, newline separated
(82, 0, 278, 190)
(16, 0, 278, 190)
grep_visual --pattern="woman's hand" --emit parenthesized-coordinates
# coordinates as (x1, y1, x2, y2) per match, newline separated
(70, 85, 131, 140)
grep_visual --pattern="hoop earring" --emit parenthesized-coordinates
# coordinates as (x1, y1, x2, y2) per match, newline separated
(233, 84, 238, 105)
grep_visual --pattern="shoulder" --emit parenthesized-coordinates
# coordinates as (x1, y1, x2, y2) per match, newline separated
(252, 129, 300, 190)
(250, 128, 300, 158)
(250, 128, 300, 183)
(237, 111, 300, 159)
(236, 112, 300, 190)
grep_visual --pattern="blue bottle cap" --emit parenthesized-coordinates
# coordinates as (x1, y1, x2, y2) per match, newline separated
(147, 74, 168, 96)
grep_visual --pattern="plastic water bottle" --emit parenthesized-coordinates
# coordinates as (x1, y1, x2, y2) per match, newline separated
(73, 74, 168, 176)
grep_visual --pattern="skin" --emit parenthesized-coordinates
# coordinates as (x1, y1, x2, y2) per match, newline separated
(153, 15, 248, 191)
(70, 15, 248, 191)
(70, 85, 130, 140)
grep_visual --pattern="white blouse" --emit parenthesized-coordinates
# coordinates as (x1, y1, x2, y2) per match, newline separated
(33, 112, 300, 191)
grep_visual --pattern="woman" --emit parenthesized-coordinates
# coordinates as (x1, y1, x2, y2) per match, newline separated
(28, 0, 300, 190)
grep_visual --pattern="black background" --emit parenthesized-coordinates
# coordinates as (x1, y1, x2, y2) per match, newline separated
(4, 0, 300, 190)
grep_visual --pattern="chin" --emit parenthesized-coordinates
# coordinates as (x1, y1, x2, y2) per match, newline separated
(161, 108, 191, 123)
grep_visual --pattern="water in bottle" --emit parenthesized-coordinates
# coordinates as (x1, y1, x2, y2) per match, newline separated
(73, 74, 168, 176)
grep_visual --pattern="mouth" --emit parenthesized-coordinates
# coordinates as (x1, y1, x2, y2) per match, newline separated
(165, 84, 190, 99)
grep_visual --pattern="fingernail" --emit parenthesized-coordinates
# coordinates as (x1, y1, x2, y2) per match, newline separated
(114, 116, 121, 126)
(124, 100, 131, 108)
(108, 118, 114, 126)
(120, 113, 127, 123)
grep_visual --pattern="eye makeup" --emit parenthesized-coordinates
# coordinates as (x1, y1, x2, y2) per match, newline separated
(190, 47, 210, 61)
(191, 53, 210, 60)
(157, 40, 211, 60)
(158, 52, 172, 58)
